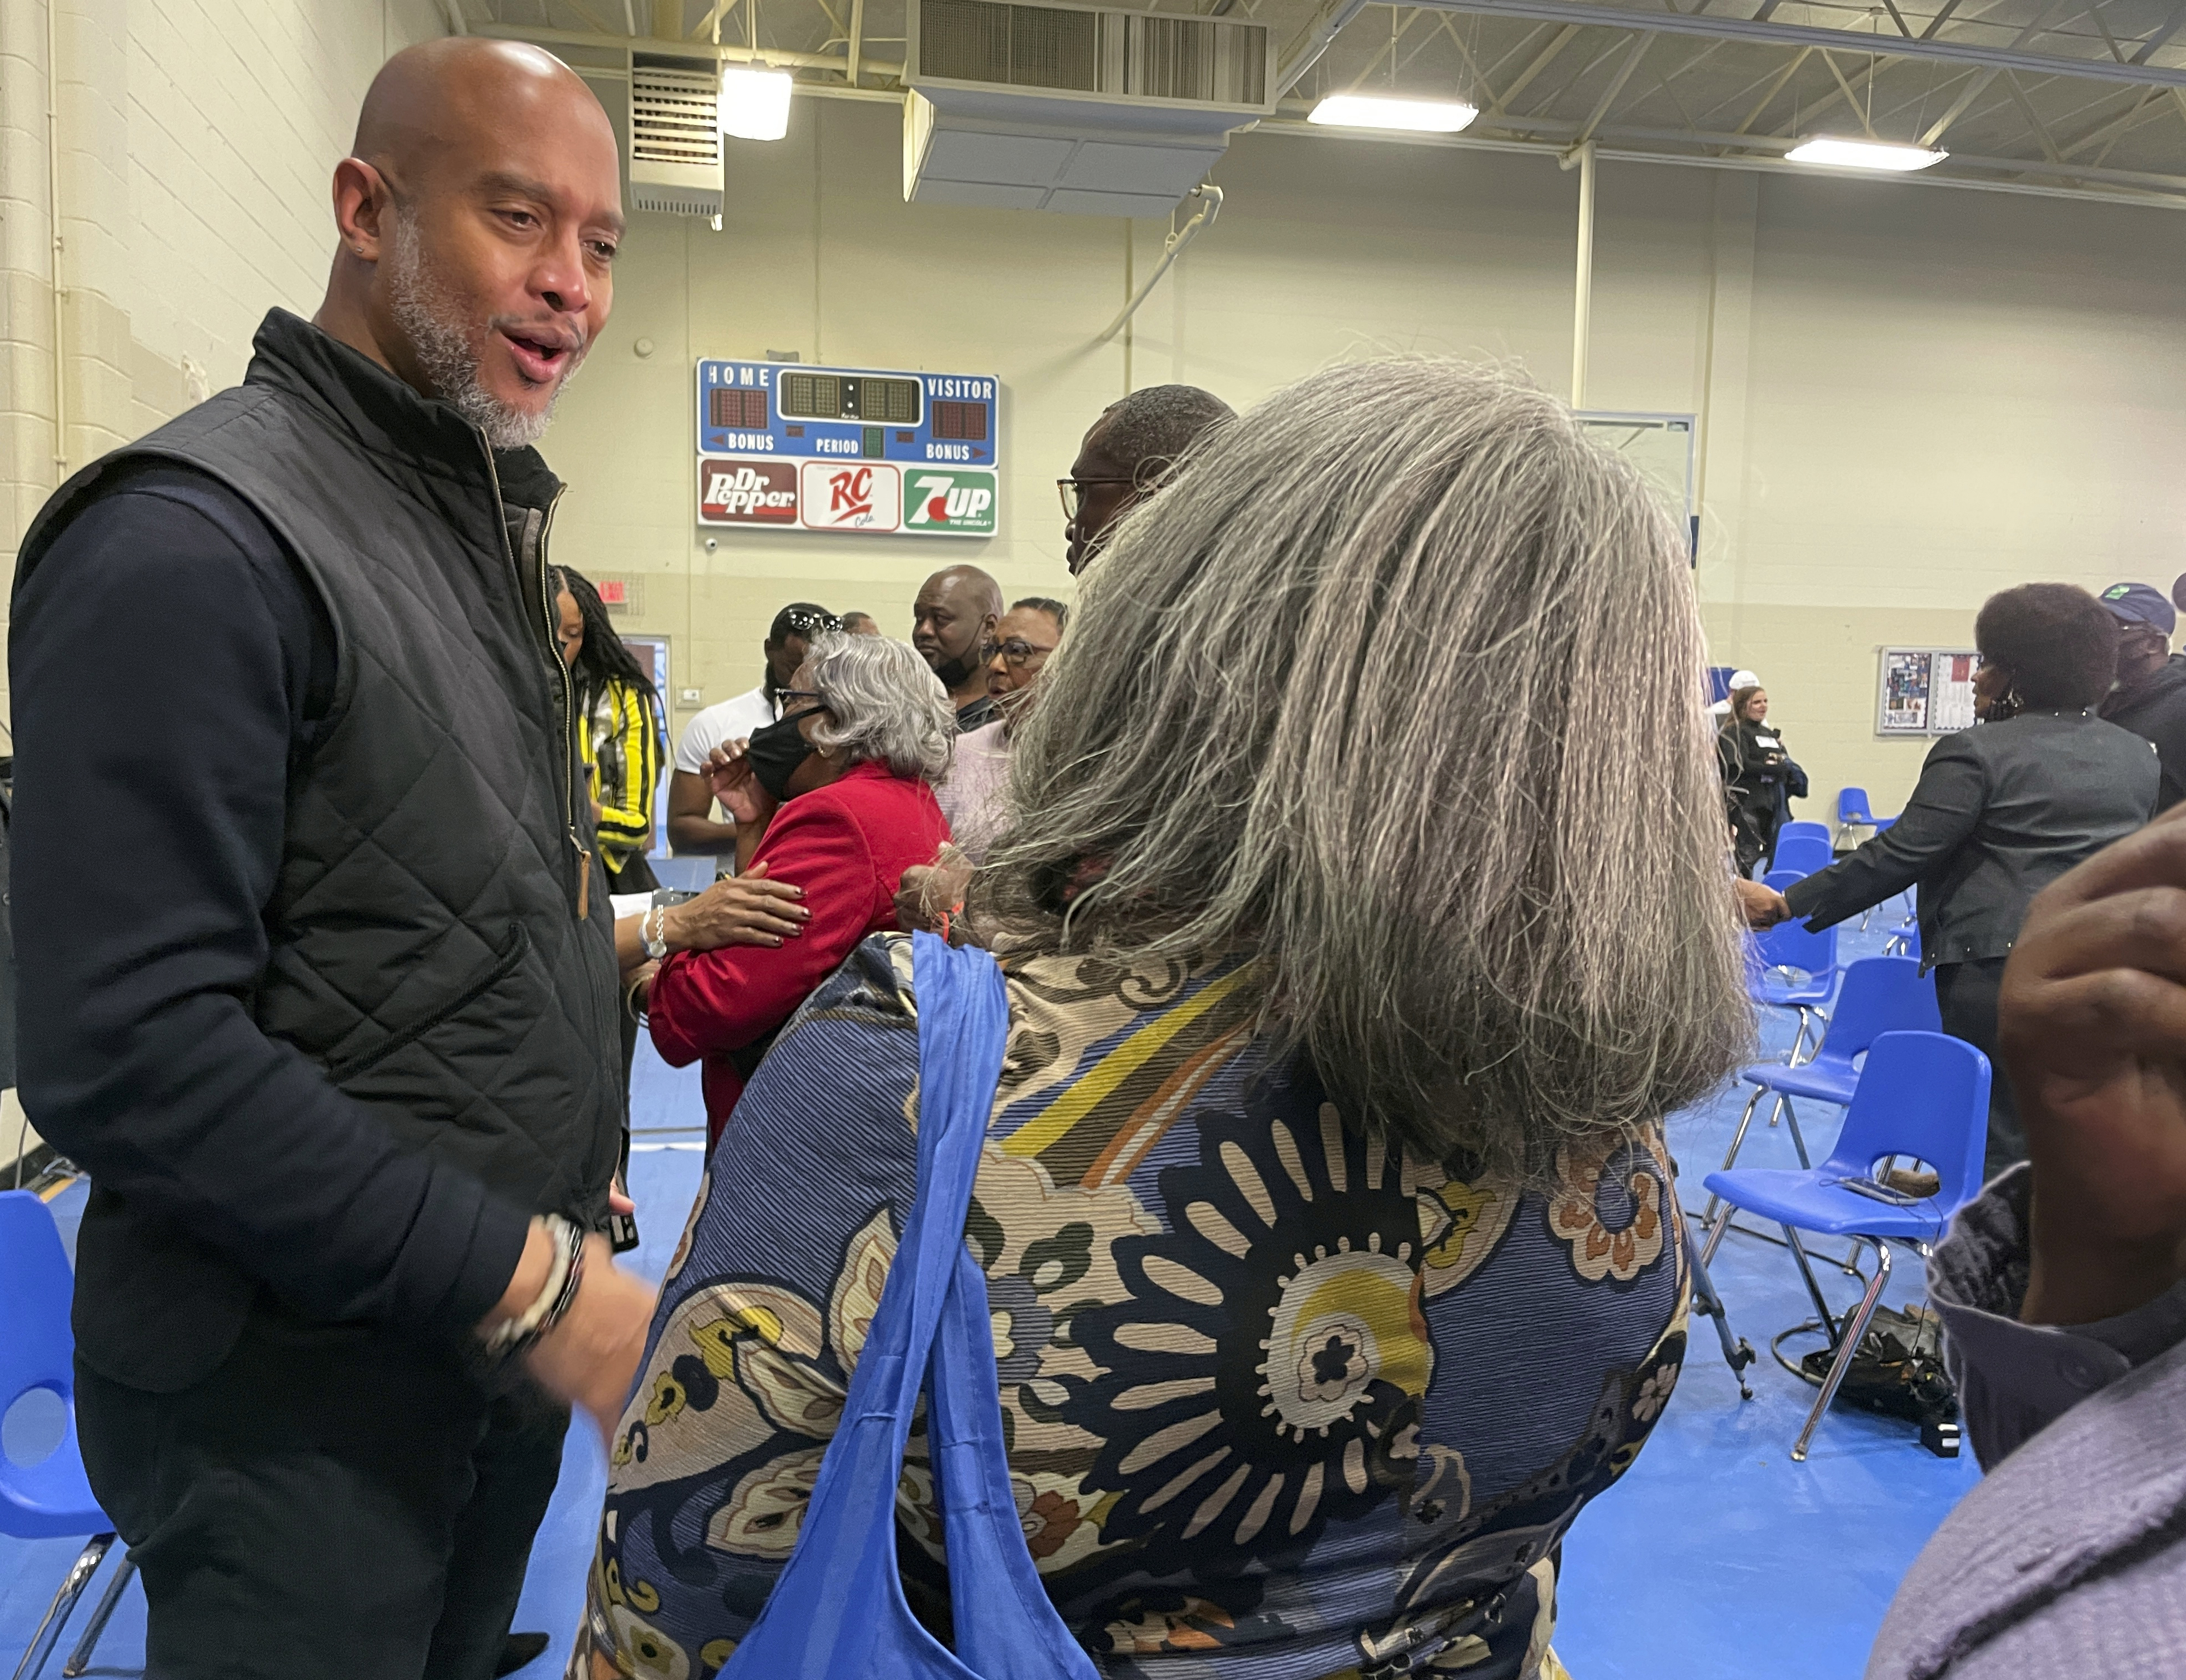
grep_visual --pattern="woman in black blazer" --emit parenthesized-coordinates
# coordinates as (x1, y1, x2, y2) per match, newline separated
(1784, 584, 2158, 1176)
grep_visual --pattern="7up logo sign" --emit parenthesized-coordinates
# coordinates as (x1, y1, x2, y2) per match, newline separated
(903, 469, 997, 536)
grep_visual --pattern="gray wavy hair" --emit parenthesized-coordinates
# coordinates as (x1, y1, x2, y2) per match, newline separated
(977, 359, 1751, 1178)
(802, 632, 955, 781)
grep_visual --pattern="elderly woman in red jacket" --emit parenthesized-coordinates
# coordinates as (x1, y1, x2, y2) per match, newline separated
(643, 631, 954, 1145)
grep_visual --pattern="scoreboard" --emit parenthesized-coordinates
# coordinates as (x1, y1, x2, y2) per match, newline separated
(694, 359, 1001, 538)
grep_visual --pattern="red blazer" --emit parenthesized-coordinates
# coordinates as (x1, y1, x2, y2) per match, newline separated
(648, 759, 952, 1141)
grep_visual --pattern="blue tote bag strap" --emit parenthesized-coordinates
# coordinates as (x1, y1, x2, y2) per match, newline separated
(723, 933, 1095, 1680)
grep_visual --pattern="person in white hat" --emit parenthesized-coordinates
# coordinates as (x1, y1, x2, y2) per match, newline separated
(1709, 668, 1760, 719)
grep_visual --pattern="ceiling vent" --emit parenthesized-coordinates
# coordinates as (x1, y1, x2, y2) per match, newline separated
(629, 57, 723, 217)
(905, 0, 1272, 217)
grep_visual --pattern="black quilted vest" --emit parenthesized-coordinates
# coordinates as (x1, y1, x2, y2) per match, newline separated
(17, 310, 623, 1382)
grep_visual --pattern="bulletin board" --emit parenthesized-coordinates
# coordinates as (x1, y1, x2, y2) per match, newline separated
(1877, 648, 1979, 737)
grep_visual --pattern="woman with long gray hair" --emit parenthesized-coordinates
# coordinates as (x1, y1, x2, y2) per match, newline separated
(578, 362, 1752, 1680)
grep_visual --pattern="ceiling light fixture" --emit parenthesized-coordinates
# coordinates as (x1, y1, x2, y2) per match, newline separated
(1783, 136, 1947, 172)
(719, 64, 794, 142)
(1308, 94, 1479, 134)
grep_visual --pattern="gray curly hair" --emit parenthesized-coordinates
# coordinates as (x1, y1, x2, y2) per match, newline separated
(977, 358, 1751, 1179)
(801, 632, 955, 781)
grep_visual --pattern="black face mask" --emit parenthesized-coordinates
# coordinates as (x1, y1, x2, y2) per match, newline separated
(745, 710, 819, 802)
(928, 647, 979, 689)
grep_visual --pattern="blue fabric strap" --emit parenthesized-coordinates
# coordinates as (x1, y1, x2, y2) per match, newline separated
(723, 933, 1097, 1679)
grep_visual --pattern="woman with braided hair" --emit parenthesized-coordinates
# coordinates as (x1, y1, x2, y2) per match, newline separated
(550, 564, 667, 896)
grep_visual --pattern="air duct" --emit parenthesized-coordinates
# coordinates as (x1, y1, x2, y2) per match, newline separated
(904, 0, 1273, 216)
(629, 56, 725, 217)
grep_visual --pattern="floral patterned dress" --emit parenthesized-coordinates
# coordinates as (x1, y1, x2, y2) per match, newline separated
(574, 936, 1688, 1680)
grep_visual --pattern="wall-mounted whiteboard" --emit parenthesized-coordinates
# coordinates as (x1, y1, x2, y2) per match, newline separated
(1878, 648, 1979, 737)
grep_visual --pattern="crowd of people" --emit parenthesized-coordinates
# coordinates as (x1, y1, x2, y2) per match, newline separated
(16, 30, 2186, 1680)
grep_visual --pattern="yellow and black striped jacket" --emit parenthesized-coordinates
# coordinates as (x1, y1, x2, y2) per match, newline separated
(580, 678, 663, 879)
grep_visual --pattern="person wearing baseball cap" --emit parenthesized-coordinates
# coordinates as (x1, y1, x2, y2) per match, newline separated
(2098, 581, 2186, 812)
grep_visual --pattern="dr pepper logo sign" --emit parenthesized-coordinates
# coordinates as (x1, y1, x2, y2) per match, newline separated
(698, 459, 797, 524)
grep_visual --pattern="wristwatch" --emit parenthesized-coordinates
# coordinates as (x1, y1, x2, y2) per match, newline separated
(642, 903, 669, 961)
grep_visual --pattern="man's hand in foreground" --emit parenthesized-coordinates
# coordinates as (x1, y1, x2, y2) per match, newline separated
(2003, 803, 2186, 1327)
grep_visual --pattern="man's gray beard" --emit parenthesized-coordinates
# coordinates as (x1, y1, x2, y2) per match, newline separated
(383, 214, 583, 451)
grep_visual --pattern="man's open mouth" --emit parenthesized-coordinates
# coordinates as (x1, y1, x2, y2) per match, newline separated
(500, 326, 581, 386)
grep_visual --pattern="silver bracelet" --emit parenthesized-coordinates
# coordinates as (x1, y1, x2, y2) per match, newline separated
(642, 903, 669, 961)
(483, 1213, 582, 1356)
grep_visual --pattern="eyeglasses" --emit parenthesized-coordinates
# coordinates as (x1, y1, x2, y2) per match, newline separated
(776, 688, 828, 716)
(991, 639, 1057, 668)
(1056, 477, 1140, 522)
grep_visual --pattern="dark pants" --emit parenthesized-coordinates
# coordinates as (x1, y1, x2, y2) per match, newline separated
(1933, 956, 2023, 1179)
(1729, 793, 1779, 878)
(76, 1301, 567, 1680)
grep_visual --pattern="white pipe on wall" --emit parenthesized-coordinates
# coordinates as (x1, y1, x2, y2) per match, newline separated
(1562, 140, 1594, 409)
(1098, 184, 1223, 344)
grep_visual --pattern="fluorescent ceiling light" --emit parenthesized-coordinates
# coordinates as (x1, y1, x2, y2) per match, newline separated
(1784, 136, 1947, 172)
(719, 65, 794, 142)
(1308, 94, 1479, 134)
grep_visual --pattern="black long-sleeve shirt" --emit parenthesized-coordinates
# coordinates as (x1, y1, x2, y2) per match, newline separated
(11, 464, 528, 1347)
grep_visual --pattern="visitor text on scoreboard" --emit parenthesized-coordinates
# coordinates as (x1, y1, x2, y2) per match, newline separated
(694, 359, 1001, 538)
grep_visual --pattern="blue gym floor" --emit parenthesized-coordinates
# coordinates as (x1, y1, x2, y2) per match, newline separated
(1, 897, 1974, 1678)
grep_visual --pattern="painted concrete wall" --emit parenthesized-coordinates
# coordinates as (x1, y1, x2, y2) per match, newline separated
(544, 91, 2186, 821)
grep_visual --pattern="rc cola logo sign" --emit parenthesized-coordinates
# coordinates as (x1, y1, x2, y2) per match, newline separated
(799, 462, 901, 532)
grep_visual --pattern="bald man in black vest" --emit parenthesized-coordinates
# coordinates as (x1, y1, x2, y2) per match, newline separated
(12, 39, 656, 1679)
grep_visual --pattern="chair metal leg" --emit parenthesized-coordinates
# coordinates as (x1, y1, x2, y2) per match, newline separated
(1783, 1226, 1841, 1346)
(1780, 1098, 1811, 1169)
(1793, 1239, 1894, 1462)
(11, 1534, 114, 1680)
(1841, 1237, 1866, 1276)
(1700, 1087, 1768, 1225)
(1701, 1201, 1734, 1267)
(61, 1552, 134, 1679)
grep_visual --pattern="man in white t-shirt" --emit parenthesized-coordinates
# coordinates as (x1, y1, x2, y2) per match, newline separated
(667, 602, 838, 862)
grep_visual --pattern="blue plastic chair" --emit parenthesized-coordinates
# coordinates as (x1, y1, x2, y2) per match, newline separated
(1761, 868, 1806, 894)
(1772, 833, 1834, 877)
(1883, 915, 1922, 960)
(1835, 785, 1898, 849)
(0, 1192, 132, 1680)
(1747, 918, 1839, 1065)
(1702, 1032, 1989, 1461)
(1702, 957, 1940, 1222)
(1777, 820, 1831, 849)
